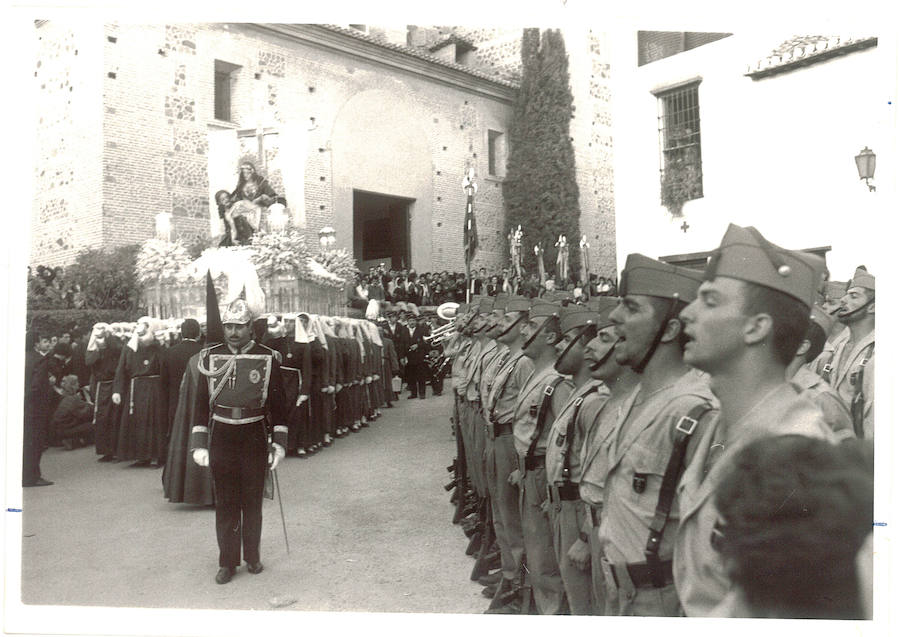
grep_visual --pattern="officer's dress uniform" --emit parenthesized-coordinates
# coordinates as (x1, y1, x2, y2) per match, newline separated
(191, 340, 287, 569)
(545, 378, 608, 615)
(674, 384, 835, 616)
(513, 365, 574, 614)
(598, 369, 715, 616)
(828, 327, 874, 439)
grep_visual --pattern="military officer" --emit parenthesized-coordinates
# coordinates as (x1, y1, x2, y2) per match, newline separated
(544, 304, 608, 614)
(512, 299, 573, 614)
(598, 254, 715, 616)
(482, 296, 533, 612)
(829, 267, 875, 439)
(191, 299, 288, 585)
(674, 224, 836, 616)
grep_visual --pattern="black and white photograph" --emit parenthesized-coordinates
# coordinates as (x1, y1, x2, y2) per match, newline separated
(3, 1, 897, 636)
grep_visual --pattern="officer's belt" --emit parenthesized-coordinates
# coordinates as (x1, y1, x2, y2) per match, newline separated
(212, 405, 266, 425)
(608, 558, 674, 590)
(548, 482, 580, 502)
(523, 454, 545, 471)
(486, 421, 513, 439)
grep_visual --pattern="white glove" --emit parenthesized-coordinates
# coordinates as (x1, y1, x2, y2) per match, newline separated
(268, 443, 285, 470)
(373, 375, 380, 381)
(192, 449, 209, 467)
(335, 383, 343, 392)
(296, 394, 309, 406)
(326, 385, 335, 394)
(111, 392, 122, 405)
(365, 376, 372, 383)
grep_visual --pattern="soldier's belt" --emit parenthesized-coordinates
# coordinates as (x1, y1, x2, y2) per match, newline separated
(548, 482, 580, 502)
(212, 405, 266, 424)
(485, 420, 513, 440)
(523, 454, 545, 471)
(605, 558, 674, 590)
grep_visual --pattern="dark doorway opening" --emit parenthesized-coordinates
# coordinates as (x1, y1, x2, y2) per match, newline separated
(353, 190, 413, 271)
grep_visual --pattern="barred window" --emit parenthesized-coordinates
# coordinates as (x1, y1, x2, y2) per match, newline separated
(656, 81, 703, 208)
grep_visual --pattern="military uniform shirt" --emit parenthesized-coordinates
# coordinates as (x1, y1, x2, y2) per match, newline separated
(479, 343, 509, 408)
(451, 339, 473, 395)
(579, 391, 621, 507)
(546, 379, 609, 485)
(512, 366, 574, 457)
(828, 327, 875, 439)
(466, 341, 497, 402)
(674, 383, 835, 617)
(598, 370, 716, 565)
(486, 353, 534, 425)
(791, 366, 854, 440)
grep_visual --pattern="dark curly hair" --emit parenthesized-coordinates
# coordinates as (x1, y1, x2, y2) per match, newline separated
(714, 435, 873, 619)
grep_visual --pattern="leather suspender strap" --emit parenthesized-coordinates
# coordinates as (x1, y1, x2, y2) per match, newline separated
(526, 376, 566, 460)
(560, 386, 599, 483)
(851, 343, 874, 438)
(644, 402, 712, 588)
(818, 349, 835, 382)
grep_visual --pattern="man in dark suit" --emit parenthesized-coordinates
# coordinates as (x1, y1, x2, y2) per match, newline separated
(161, 319, 203, 452)
(24, 332, 55, 487)
(401, 314, 431, 399)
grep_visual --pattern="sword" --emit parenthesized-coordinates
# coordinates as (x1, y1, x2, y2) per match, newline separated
(272, 468, 290, 554)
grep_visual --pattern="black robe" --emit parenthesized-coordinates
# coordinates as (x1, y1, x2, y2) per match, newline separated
(114, 343, 166, 463)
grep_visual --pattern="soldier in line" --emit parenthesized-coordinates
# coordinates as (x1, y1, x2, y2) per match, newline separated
(578, 297, 640, 614)
(543, 304, 607, 614)
(598, 255, 716, 616)
(829, 267, 875, 439)
(788, 305, 854, 439)
(674, 224, 837, 616)
(482, 297, 532, 612)
(190, 299, 288, 585)
(512, 299, 573, 614)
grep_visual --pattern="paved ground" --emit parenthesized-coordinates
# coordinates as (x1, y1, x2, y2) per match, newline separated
(18, 392, 488, 615)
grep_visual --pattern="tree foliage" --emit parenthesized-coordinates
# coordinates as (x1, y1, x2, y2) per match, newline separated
(503, 28, 581, 273)
(48, 245, 144, 312)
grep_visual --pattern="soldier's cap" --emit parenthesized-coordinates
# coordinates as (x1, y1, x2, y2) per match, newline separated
(559, 307, 601, 335)
(492, 295, 511, 313)
(704, 224, 826, 309)
(620, 253, 704, 303)
(810, 305, 836, 336)
(478, 297, 495, 314)
(823, 280, 848, 300)
(222, 299, 254, 325)
(506, 297, 531, 313)
(529, 300, 560, 320)
(849, 267, 875, 292)
(586, 297, 620, 329)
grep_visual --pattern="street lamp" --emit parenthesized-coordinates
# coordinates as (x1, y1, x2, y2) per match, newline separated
(318, 226, 336, 250)
(854, 147, 876, 192)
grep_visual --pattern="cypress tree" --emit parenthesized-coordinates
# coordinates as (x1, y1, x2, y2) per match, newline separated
(503, 28, 581, 275)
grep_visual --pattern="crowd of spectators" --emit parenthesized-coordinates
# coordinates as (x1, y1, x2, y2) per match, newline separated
(348, 264, 619, 309)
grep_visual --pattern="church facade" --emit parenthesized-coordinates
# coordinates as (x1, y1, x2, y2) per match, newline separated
(31, 23, 616, 278)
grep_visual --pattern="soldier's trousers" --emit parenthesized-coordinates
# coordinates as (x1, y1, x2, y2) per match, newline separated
(588, 508, 608, 615)
(460, 400, 486, 497)
(599, 559, 681, 616)
(210, 421, 267, 568)
(519, 464, 565, 614)
(548, 498, 594, 614)
(484, 429, 524, 583)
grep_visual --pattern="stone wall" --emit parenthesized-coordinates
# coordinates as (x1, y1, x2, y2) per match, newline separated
(31, 22, 104, 266)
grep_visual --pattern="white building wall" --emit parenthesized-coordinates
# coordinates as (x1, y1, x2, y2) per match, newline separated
(610, 31, 896, 281)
